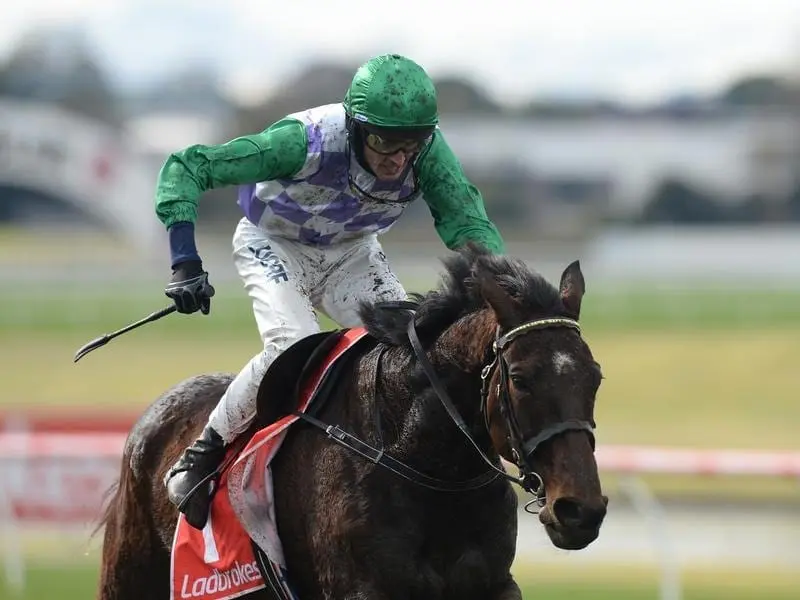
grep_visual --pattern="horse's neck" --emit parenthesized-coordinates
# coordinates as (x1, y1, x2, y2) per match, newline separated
(383, 310, 497, 468)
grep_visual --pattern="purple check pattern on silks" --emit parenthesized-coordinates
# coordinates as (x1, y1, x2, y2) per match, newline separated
(236, 104, 419, 247)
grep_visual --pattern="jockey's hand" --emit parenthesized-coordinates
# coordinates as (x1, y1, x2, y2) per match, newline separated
(165, 260, 215, 315)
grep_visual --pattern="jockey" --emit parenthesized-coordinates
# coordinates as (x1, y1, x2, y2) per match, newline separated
(158, 53, 506, 529)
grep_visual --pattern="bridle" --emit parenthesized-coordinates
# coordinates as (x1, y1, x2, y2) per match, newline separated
(478, 317, 596, 509)
(406, 313, 595, 512)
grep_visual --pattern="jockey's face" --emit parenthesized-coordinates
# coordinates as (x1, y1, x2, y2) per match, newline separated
(363, 144, 411, 181)
(362, 132, 427, 181)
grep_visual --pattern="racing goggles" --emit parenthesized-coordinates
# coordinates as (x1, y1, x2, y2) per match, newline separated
(364, 132, 431, 156)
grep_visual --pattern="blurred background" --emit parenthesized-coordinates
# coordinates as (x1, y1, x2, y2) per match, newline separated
(1, 1, 799, 598)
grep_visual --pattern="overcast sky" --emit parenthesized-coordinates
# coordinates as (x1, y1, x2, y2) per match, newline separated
(2, 0, 799, 105)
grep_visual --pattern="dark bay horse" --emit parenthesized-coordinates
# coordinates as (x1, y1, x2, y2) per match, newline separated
(97, 244, 607, 600)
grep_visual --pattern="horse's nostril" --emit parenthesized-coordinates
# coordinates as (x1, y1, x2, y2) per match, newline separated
(552, 497, 583, 528)
(553, 497, 606, 530)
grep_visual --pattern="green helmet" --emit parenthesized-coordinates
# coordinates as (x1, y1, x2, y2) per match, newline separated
(343, 54, 438, 136)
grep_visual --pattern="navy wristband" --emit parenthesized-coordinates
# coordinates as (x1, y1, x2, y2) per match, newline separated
(168, 222, 201, 267)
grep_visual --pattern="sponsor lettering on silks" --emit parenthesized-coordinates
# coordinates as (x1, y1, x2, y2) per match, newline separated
(180, 559, 262, 598)
(249, 245, 289, 284)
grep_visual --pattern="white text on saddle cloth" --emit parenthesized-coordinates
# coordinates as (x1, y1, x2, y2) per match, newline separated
(226, 328, 370, 569)
(170, 494, 266, 600)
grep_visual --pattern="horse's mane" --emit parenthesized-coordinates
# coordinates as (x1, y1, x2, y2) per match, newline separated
(359, 243, 564, 347)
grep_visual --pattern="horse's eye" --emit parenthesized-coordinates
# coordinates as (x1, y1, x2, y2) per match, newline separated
(510, 374, 528, 389)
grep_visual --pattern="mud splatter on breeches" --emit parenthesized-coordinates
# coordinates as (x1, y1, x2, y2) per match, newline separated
(206, 219, 406, 443)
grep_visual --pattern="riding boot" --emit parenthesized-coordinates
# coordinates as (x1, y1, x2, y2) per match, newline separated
(164, 424, 227, 530)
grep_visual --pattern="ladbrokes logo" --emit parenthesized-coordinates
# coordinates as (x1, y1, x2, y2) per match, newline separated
(179, 559, 263, 598)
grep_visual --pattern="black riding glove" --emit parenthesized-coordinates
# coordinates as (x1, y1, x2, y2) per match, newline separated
(165, 260, 216, 315)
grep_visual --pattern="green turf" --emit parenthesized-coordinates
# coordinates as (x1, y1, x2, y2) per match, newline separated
(3, 283, 800, 333)
(2, 562, 797, 600)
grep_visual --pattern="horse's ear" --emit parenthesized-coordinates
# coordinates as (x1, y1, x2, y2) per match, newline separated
(476, 269, 522, 330)
(559, 260, 585, 319)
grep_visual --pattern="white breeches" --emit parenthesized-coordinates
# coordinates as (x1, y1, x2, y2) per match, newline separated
(206, 218, 407, 443)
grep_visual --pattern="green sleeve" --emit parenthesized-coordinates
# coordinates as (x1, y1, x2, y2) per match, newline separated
(154, 118, 308, 228)
(415, 131, 506, 254)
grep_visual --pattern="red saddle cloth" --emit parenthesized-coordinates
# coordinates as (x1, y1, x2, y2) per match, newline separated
(170, 327, 369, 600)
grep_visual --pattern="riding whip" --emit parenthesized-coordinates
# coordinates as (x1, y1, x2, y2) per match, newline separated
(73, 305, 177, 363)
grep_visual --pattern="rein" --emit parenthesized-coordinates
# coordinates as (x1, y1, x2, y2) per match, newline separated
(296, 302, 502, 493)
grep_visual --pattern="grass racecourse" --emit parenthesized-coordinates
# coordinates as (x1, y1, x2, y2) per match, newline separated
(3, 557, 798, 599)
(1, 270, 799, 599)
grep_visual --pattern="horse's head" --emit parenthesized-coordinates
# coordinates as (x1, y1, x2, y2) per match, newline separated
(475, 257, 607, 550)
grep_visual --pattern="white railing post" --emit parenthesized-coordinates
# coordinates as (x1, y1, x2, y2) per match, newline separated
(618, 475, 682, 600)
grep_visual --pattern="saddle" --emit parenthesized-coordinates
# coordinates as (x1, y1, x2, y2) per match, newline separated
(255, 329, 362, 427)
